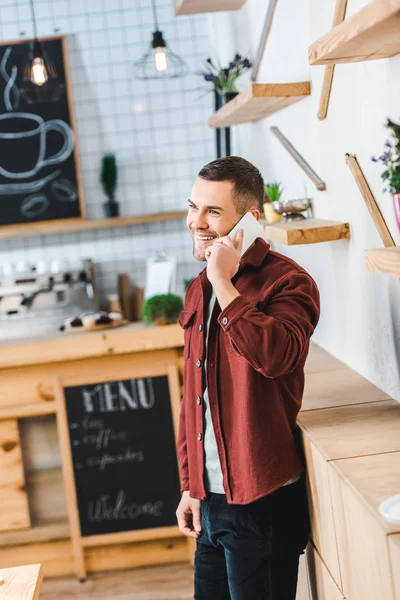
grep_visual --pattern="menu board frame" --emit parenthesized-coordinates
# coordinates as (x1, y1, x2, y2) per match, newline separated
(54, 361, 182, 580)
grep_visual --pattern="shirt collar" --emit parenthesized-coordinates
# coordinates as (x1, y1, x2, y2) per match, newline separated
(238, 236, 271, 269)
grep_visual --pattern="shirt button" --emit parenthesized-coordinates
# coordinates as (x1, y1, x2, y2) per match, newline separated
(196, 396, 202, 405)
(197, 432, 202, 441)
(196, 359, 202, 368)
(199, 324, 203, 332)
(221, 317, 228, 325)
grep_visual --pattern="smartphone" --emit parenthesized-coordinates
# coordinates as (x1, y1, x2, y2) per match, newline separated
(228, 212, 263, 257)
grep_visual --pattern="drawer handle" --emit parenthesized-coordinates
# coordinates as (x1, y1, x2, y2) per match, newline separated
(37, 382, 55, 401)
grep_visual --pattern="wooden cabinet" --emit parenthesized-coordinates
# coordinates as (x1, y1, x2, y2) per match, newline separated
(306, 543, 344, 600)
(0, 420, 30, 532)
(299, 401, 400, 600)
(0, 324, 187, 577)
(328, 463, 394, 599)
(302, 436, 342, 587)
(389, 535, 400, 600)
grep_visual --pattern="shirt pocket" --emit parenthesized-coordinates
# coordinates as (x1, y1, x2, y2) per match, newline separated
(178, 309, 197, 359)
(227, 338, 242, 357)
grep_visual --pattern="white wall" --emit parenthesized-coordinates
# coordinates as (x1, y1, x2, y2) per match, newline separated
(0, 0, 213, 300)
(210, 0, 400, 402)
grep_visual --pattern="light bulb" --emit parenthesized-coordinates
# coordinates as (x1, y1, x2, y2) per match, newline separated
(31, 57, 48, 86)
(154, 47, 167, 72)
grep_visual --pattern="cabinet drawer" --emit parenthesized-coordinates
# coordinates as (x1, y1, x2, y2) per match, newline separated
(329, 465, 394, 600)
(303, 435, 342, 587)
(389, 534, 400, 600)
(306, 543, 344, 600)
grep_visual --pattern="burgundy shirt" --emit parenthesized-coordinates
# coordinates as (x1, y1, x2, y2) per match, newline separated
(177, 238, 320, 505)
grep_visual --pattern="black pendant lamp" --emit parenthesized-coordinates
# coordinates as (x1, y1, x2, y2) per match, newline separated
(20, 0, 62, 103)
(134, 0, 188, 80)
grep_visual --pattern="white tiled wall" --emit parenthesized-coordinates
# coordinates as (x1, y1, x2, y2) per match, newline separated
(0, 0, 214, 301)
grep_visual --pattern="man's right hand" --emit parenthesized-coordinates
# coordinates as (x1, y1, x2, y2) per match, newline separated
(176, 491, 202, 539)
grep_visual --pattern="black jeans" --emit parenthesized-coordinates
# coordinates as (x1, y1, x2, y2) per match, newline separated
(194, 475, 310, 600)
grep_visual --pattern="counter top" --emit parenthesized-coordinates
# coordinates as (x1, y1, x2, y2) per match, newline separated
(330, 451, 400, 534)
(303, 343, 390, 410)
(299, 392, 400, 536)
(298, 399, 400, 460)
(0, 322, 184, 369)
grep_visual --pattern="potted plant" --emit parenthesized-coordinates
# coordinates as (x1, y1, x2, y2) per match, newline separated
(263, 182, 283, 224)
(143, 293, 184, 326)
(101, 153, 119, 218)
(199, 53, 252, 106)
(371, 118, 400, 231)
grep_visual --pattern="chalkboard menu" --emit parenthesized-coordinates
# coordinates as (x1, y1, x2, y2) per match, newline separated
(64, 376, 181, 537)
(0, 36, 84, 226)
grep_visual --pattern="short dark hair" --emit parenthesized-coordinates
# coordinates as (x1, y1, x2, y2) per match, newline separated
(198, 156, 265, 214)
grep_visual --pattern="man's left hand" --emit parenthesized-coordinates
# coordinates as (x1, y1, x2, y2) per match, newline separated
(205, 228, 244, 285)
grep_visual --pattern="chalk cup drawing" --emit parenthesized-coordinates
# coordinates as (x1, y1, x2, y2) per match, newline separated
(0, 112, 74, 179)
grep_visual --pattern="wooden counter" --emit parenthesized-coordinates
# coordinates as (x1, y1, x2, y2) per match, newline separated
(0, 323, 186, 579)
(0, 322, 183, 369)
(298, 385, 400, 599)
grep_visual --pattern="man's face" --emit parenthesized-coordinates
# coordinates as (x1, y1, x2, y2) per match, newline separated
(187, 177, 254, 262)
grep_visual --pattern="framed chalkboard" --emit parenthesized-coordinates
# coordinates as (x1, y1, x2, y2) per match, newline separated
(0, 35, 85, 228)
(55, 362, 183, 580)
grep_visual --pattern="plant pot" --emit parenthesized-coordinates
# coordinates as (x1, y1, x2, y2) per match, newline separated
(263, 202, 282, 224)
(154, 316, 177, 326)
(215, 91, 238, 110)
(223, 91, 239, 105)
(103, 201, 119, 218)
(393, 193, 400, 231)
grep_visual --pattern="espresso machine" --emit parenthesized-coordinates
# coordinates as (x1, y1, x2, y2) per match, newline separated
(0, 258, 97, 340)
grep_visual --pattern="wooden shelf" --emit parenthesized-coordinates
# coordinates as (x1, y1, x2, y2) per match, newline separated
(175, 0, 246, 15)
(0, 211, 187, 241)
(365, 247, 400, 277)
(208, 83, 311, 128)
(262, 218, 350, 245)
(309, 0, 400, 65)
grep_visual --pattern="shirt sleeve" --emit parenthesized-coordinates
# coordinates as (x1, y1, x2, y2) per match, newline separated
(177, 391, 190, 492)
(217, 271, 320, 378)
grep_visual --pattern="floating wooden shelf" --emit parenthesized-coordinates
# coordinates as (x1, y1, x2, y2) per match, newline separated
(0, 211, 187, 241)
(175, 0, 246, 15)
(309, 0, 400, 65)
(208, 83, 311, 128)
(262, 218, 350, 245)
(365, 247, 400, 277)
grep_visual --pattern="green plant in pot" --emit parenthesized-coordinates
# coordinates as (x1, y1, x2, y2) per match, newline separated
(371, 118, 400, 232)
(264, 182, 283, 224)
(101, 153, 119, 218)
(199, 53, 252, 106)
(143, 294, 184, 325)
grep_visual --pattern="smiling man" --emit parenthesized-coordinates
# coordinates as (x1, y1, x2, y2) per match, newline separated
(176, 156, 320, 600)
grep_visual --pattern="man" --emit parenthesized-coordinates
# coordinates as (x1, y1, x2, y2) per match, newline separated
(176, 156, 320, 599)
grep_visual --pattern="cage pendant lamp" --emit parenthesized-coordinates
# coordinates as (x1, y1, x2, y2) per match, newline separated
(21, 0, 63, 103)
(134, 0, 188, 80)
(24, 0, 58, 87)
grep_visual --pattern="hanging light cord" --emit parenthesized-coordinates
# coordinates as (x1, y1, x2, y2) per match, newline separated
(29, 0, 38, 40)
(151, 0, 159, 31)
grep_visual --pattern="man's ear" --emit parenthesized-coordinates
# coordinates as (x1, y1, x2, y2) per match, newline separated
(250, 209, 261, 221)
